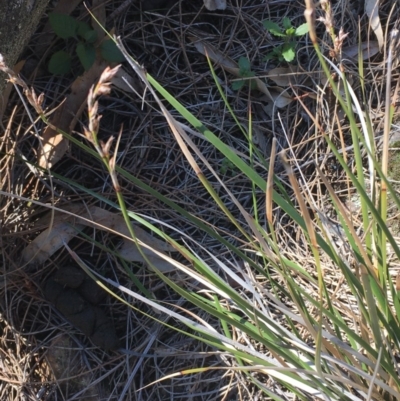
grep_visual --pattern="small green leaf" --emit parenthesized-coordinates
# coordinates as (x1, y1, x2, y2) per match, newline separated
(295, 23, 310, 36)
(77, 21, 91, 38)
(238, 56, 251, 72)
(282, 17, 292, 30)
(48, 50, 72, 74)
(100, 40, 125, 62)
(263, 45, 284, 62)
(49, 13, 78, 39)
(263, 20, 285, 37)
(83, 30, 98, 44)
(285, 27, 296, 36)
(282, 43, 296, 62)
(76, 42, 96, 71)
(262, 53, 274, 62)
(232, 80, 245, 90)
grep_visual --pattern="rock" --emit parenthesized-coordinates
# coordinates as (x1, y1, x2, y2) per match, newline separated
(53, 266, 85, 289)
(43, 278, 64, 304)
(78, 278, 106, 305)
(67, 307, 96, 337)
(43, 269, 118, 351)
(55, 290, 86, 316)
(90, 307, 119, 350)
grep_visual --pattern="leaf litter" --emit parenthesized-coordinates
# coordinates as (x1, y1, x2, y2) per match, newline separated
(22, 204, 176, 272)
(0, 2, 400, 401)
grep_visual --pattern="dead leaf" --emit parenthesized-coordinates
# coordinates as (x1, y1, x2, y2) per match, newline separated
(269, 87, 293, 108)
(365, 0, 384, 50)
(259, 86, 294, 117)
(22, 222, 86, 264)
(266, 66, 317, 87)
(260, 88, 293, 116)
(22, 204, 176, 272)
(190, 37, 236, 68)
(203, 0, 226, 11)
(111, 67, 141, 93)
(342, 41, 380, 60)
(191, 38, 274, 101)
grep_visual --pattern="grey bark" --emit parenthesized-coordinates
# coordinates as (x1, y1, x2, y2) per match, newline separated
(0, 0, 50, 95)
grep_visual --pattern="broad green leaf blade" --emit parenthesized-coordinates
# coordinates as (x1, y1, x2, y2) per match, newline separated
(295, 23, 310, 36)
(238, 56, 251, 71)
(282, 17, 292, 30)
(49, 12, 78, 39)
(282, 43, 296, 62)
(77, 21, 92, 38)
(232, 80, 245, 90)
(263, 20, 285, 37)
(100, 40, 125, 62)
(83, 30, 98, 44)
(76, 42, 96, 71)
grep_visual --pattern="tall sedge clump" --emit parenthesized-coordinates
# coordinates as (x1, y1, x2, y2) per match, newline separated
(2, 0, 400, 393)
(80, 15, 400, 399)
(303, 0, 400, 399)
(107, 15, 400, 397)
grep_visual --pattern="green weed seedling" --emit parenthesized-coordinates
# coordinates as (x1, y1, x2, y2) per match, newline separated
(263, 17, 309, 62)
(232, 57, 257, 91)
(48, 13, 124, 75)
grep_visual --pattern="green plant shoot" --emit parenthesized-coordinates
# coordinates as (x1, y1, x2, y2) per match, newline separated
(48, 13, 124, 75)
(232, 57, 257, 91)
(263, 17, 309, 62)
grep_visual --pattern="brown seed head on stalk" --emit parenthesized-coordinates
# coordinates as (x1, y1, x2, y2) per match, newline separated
(25, 87, 45, 115)
(84, 66, 120, 157)
(101, 136, 114, 159)
(318, 0, 333, 33)
(332, 28, 349, 59)
(0, 52, 45, 114)
(85, 66, 120, 146)
(94, 65, 121, 97)
(304, 0, 317, 44)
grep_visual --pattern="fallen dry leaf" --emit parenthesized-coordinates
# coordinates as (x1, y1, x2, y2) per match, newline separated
(342, 41, 380, 60)
(269, 87, 293, 108)
(365, 0, 384, 49)
(266, 66, 317, 87)
(22, 204, 176, 272)
(111, 67, 141, 93)
(260, 87, 294, 117)
(22, 222, 86, 265)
